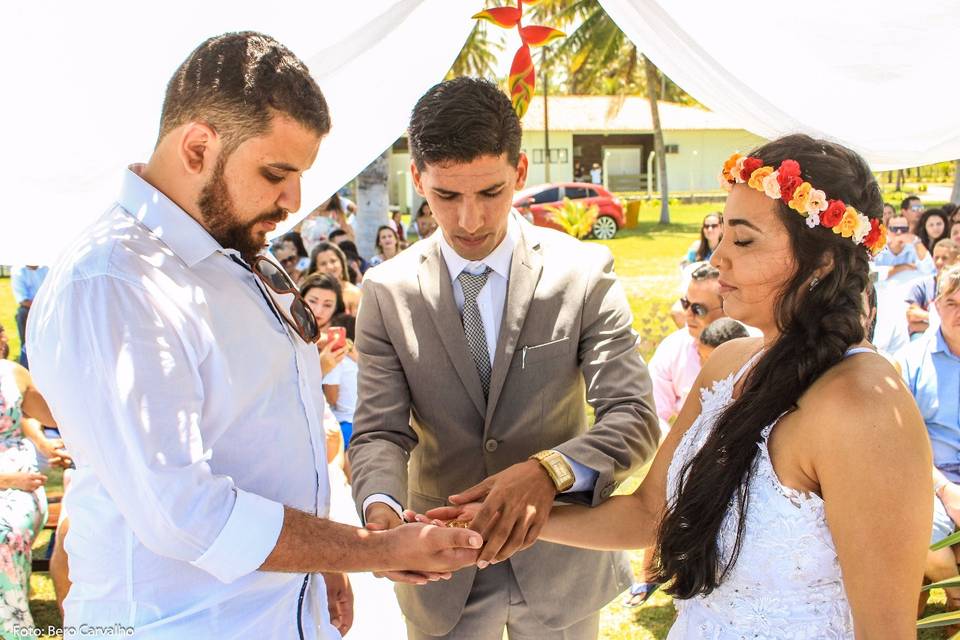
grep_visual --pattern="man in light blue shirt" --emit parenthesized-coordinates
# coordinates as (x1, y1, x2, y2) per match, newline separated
(10, 264, 48, 368)
(899, 264, 960, 611)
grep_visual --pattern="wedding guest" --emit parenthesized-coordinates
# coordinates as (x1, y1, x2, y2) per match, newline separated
(905, 239, 960, 336)
(649, 263, 725, 435)
(697, 317, 749, 363)
(874, 214, 934, 276)
(436, 134, 930, 638)
(902, 195, 925, 234)
(388, 210, 407, 246)
(917, 208, 950, 254)
(882, 202, 897, 227)
(301, 194, 356, 253)
(352, 77, 658, 640)
(322, 314, 358, 452)
(307, 241, 362, 314)
(10, 265, 49, 369)
(413, 200, 438, 240)
(0, 351, 64, 637)
(368, 225, 402, 267)
(337, 240, 368, 282)
(300, 274, 349, 377)
(683, 213, 723, 265)
(953, 222, 960, 245)
(898, 264, 960, 621)
(942, 202, 958, 227)
(25, 32, 482, 638)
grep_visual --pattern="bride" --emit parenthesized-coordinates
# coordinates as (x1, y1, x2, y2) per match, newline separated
(428, 135, 931, 638)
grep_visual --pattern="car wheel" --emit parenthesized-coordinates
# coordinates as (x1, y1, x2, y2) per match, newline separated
(592, 215, 618, 240)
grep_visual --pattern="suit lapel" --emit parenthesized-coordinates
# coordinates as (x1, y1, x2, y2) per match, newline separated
(484, 224, 543, 428)
(417, 239, 487, 418)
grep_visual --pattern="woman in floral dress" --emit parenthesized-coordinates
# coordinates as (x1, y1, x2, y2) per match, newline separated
(0, 335, 66, 639)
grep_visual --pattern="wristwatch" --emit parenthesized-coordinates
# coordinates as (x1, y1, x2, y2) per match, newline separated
(529, 450, 575, 492)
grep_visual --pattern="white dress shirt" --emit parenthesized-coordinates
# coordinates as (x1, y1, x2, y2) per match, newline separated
(363, 214, 597, 520)
(28, 167, 337, 639)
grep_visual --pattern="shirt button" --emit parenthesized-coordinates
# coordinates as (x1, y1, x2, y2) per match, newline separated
(484, 439, 499, 452)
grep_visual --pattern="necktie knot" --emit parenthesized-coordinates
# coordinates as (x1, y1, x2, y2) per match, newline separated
(457, 267, 491, 303)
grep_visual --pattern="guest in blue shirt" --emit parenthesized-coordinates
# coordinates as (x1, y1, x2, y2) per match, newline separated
(899, 263, 960, 612)
(874, 215, 935, 276)
(10, 265, 49, 369)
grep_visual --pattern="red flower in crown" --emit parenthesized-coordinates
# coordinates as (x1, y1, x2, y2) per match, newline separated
(820, 200, 846, 228)
(777, 159, 801, 180)
(740, 157, 763, 182)
(864, 218, 882, 247)
(776, 159, 803, 201)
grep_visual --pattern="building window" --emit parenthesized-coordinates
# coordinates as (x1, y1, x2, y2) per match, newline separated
(532, 148, 568, 164)
(665, 144, 679, 154)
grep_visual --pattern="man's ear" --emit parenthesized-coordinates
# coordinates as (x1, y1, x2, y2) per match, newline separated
(410, 161, 425, 197)
(514, 153, 528, 191)
(177, 121, 220, 176)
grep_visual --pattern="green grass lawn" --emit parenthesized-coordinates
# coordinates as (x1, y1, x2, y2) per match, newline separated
(8, 202, 949, 637)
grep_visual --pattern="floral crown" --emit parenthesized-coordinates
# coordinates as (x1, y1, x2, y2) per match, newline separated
(719, 153, 887, 255)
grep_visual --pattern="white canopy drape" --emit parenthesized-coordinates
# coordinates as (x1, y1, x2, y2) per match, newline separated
(3, 0, 960, 264)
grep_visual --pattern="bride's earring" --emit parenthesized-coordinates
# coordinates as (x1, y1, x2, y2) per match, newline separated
(809, 277, 821, 291)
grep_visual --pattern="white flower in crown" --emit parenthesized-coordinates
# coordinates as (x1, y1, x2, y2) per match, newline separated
(805, 212, 821, 228)
(734, 156, 747, 183)
(719, 170, 733, 191)
(852, 212, 872, 244)
(762, 171, 781, 199)
(806, 189, 828, 214)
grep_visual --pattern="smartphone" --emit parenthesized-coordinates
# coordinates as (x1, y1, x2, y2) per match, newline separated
(321, 326, 347, 351)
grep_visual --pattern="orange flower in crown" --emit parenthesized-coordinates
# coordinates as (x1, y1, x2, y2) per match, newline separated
(719, 152, 887, 255)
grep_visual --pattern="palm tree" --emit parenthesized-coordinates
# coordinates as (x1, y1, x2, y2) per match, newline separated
(532, 0, 693, 223)
(447, 21, 502, 79)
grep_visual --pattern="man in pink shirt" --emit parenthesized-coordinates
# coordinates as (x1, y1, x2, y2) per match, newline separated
(649, 263, 725, 435)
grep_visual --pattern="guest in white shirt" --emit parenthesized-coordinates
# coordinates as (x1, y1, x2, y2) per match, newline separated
(26, 31, 480, 640)
(649, 263, 726, 436)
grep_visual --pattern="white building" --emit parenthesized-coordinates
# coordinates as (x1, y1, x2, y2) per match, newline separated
(388, 96, 766, 211)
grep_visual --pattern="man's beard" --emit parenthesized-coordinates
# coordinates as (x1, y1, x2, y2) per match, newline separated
(197, 158, 286, 265)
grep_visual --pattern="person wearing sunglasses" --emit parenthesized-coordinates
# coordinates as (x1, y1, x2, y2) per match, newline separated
(23, 32, 483, 640)
(874, 214, 936, 278)
(901, 195, 925, 235)
(683, 213, 723, 266)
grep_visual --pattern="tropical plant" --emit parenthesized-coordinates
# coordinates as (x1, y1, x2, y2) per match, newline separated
(447, 20, 503, 79)
(545, 197, 598, 239)
(916, 532, 960, 634)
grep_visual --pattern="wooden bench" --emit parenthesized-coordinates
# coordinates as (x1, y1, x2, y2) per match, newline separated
(31, 491, 63, 573)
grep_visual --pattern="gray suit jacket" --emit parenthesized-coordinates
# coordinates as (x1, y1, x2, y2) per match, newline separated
(350, 217, 659, 634)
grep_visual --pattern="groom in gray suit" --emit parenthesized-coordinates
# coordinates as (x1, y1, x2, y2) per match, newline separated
(350, 77, 660, 639)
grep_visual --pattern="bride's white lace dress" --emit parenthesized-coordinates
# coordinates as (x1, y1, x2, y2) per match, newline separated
(665, 361, 855, 639)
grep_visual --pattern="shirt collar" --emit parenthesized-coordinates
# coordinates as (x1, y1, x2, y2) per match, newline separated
(438, 211, 520, 283)
(934, 328, 960, 360)
(119, 164, 223, 267)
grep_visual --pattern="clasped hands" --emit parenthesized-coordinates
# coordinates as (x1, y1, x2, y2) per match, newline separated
(364, 459, 557, 585)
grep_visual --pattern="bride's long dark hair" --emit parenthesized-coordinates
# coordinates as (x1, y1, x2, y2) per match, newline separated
(653, 134, 883, 599)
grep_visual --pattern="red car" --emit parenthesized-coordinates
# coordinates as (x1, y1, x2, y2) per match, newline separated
(513, 182, 624, 239)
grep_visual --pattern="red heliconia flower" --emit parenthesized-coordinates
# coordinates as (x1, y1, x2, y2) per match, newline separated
(519, 25, 565, 47)
(509, 45, 535, 117)
(472, 7, 522, 28)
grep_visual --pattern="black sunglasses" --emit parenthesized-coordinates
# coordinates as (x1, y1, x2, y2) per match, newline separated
(680, 297, 720, 317)
(889, 226, 910, 235)
(251, 256, 320, 343)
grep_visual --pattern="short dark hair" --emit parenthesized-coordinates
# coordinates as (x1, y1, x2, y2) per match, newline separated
(328, 228, 349, 242)
(159, 32, 331, 152)
(408, 77, 522, 171)
(690, 263, 720, 281)
(698, 318, 749, 348)
(900, 195, 921, 211)
(329, 313, 357, 342)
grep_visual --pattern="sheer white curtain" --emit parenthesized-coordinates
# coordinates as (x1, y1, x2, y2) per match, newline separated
(0, 0, 475, 264)
(598, 0, 960, 170)
(5, 1, 960, 263)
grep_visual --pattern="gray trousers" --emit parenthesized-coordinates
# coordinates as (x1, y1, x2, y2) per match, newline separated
(404, 561, 600, 640)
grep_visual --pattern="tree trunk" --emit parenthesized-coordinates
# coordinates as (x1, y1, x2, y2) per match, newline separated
(644, 56, 670, 225)
(951, 159, 960, 204)
(355, 149, 391, 259)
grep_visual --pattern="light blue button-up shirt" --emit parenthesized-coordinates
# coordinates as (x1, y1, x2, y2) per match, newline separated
(899, 328, 960, 479)
(10, 265, 49, 304)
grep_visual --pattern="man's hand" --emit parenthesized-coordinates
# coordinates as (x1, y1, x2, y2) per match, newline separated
(448, 460, 557, 567)
(423, 502, 482, 526)
(364, 503, 455, 585)
(35, 436, 72, 469)
(322, 572, 353, 636)
(383, 522, 482, 576)
(0, 472, 47, 492)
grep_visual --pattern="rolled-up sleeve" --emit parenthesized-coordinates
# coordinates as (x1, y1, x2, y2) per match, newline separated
(30, 275, 283, 583)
